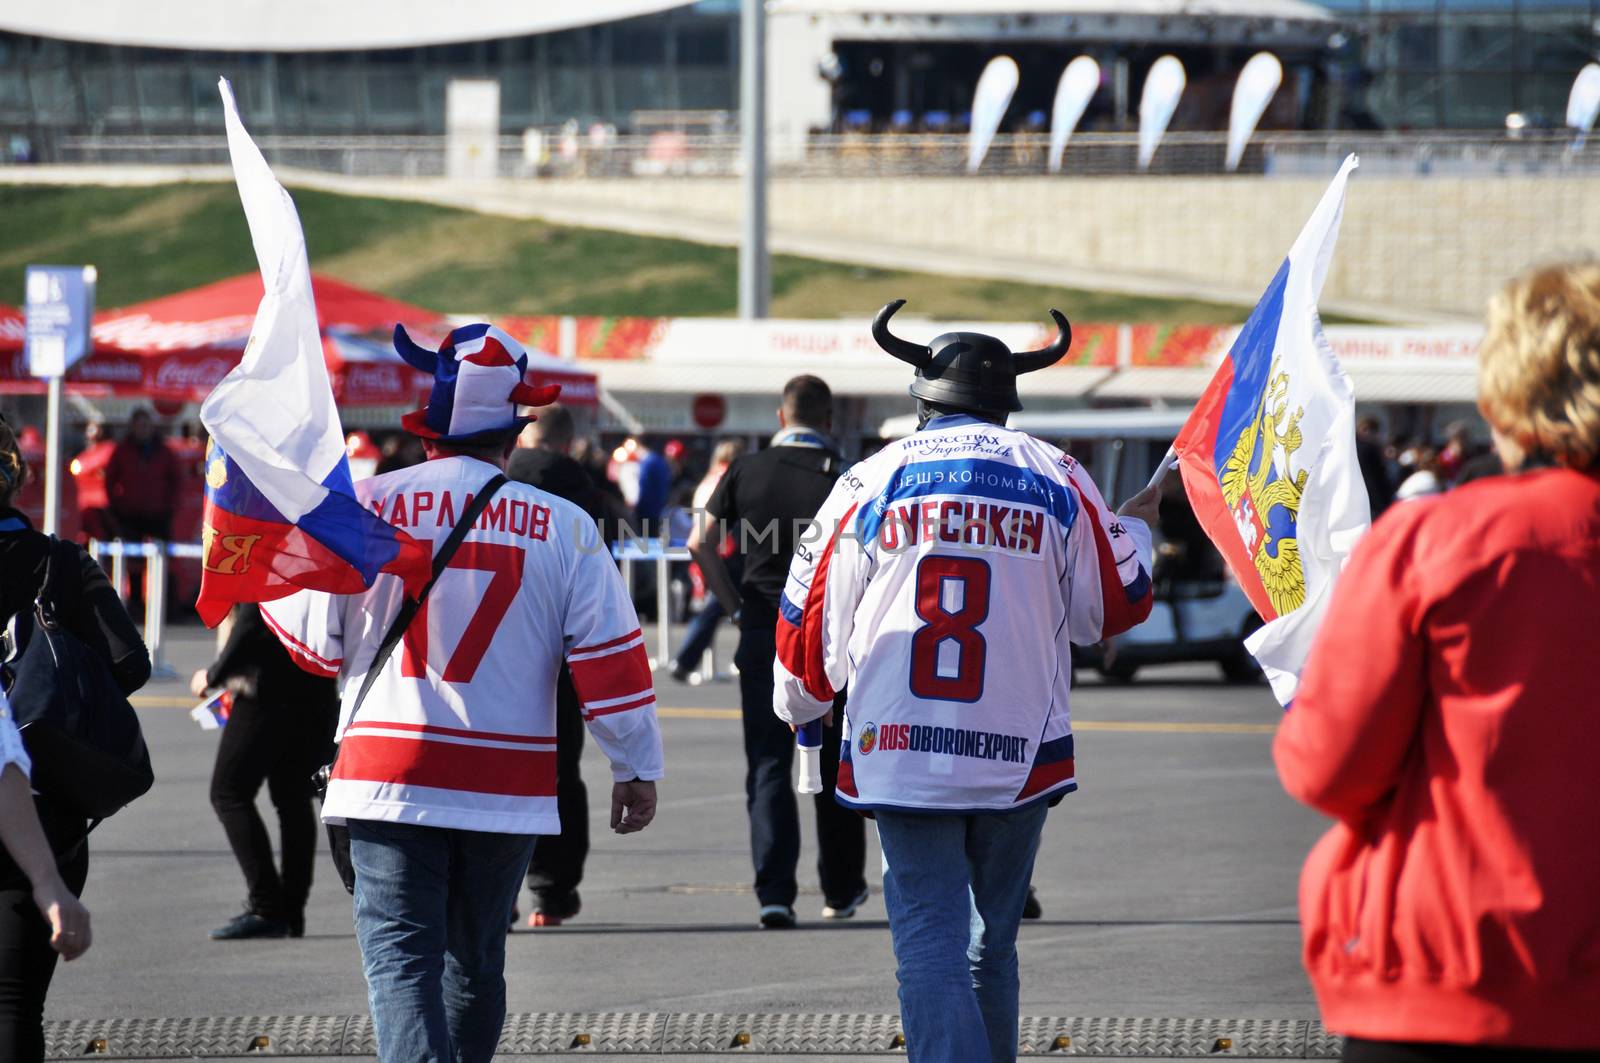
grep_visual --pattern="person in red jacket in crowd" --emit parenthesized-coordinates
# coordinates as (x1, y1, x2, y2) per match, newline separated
(71, 421, 116, 542)
(1274, 262, 1600, 1063)
(104, 409, 183, 611)
(104, 409, 181, 543)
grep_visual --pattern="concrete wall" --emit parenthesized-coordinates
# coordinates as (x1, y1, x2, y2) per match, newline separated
(11, 164, 1586, 322)
(520, 173, 1600, 321)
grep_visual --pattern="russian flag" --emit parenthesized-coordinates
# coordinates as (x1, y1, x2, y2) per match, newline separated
(190, 689, 232, 730)
(195, 79, 429, 627)
(1171, 155, 1371, 704)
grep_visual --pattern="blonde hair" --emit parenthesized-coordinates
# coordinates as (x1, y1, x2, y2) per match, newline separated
(1478, 262, 1600, 471)
(711, 438, 746, 467)
(0, 419, 26, 505)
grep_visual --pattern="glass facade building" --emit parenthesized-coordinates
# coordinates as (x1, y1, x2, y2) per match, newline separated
(0, 5, 737, 144)
(0, 0, 1594, 148)
(1324, 1, 1599, 128)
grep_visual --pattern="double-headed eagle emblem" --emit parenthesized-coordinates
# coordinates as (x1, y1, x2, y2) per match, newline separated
(205, 442, 229, 491)
(1220, 361, 1307, 616)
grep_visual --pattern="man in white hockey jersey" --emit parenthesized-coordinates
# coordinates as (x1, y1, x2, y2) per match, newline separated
(264, 324, 663, 1063)
(775, 301, 1158, 1063)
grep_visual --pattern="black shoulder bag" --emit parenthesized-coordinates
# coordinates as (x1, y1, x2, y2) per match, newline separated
(4, 537, 154, 821)
(316, 474, 508, 893)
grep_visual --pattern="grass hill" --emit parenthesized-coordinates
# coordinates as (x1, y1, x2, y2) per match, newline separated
(0, 182, 1251, 322)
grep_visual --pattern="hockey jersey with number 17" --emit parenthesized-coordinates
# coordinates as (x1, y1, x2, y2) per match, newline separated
(263, 454, 663, 836)
(774, 413, 1153, 814)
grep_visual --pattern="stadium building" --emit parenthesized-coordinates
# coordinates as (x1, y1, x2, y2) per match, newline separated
(0, 1, 741, 149)
(0, 0, 1594, 159)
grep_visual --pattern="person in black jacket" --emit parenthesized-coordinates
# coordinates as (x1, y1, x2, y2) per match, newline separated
(192, 604, 338, 939)
(687, 376, 867, 929)
(505, 405, 600, 927)
(0, 417, 149, 1063)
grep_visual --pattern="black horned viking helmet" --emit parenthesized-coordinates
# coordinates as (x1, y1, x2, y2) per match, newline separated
(871, 299, 1073, 414)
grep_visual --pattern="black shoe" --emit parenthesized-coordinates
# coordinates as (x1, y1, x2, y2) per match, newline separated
(210, 911, 290, 940)
(759, 904, 797, 929)
(1022, 886, 1043, 920)
(669, 665, 691, 683)
(287, 912, 305, 939)
(821, 886, 870, 920)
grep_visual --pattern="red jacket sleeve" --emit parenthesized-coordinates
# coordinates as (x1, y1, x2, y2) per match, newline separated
(1273, 504, 1430, 823)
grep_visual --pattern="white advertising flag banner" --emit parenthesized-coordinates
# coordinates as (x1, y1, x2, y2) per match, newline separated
(1567, 62, 1600, 138)
(1226, 52, 1283, 172)
(1138, 56, 1187, 171)
(1048, 56, 1100, 174)
(967, 56, 1020, 174)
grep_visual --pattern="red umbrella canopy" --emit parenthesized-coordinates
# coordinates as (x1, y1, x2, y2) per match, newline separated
(94, 273, 447, 350)
(0, 276, 597, 407)
(0, 305, 22, 356)
(86, 273, 453, 403)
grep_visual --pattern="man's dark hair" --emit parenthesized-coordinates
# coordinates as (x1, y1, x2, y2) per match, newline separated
(782, 375, 832, 428)
(531, 404, 575, 450)
(441, 429, 518, 462)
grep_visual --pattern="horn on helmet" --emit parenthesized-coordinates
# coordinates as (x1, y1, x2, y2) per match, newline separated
(871, 299, 933, 369)
(1011, 309, 1073, 375)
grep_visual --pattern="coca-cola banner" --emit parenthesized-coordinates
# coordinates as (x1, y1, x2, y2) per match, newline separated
(0, 345, 235, 398)
(0, 307, 24, 353)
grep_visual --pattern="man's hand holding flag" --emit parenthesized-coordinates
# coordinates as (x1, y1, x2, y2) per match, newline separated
(195, 79, 429, 629)
(1168, 154, 1371, 704)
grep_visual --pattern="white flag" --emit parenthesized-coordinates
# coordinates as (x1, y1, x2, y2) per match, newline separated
(196, 78, 427, 626)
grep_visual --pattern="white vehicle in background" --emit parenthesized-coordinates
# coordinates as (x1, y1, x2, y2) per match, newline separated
(878, 407, 1263, 684)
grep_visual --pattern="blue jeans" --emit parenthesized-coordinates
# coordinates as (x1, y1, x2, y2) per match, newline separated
(673, 594, 725, 673)
(348, 819, 537, 1063)
(675, 557, 740, 674)
(876, 803, 1050, 1063)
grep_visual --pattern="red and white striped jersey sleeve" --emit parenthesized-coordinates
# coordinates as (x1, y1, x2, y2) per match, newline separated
(563, 540, 664, 782)
(261, 588, 346, 679)
(1058, 455, 1154, 644)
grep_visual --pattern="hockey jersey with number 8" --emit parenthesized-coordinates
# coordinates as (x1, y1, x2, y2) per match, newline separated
(264, 455, 663, 836)
(774, 413, 1153, 813)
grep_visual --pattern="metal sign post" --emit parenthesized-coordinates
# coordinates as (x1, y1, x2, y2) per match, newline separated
(24, 264, 96, 534)
(738, 0, 769, 319)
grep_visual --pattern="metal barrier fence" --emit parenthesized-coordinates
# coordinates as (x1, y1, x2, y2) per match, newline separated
(50, 130, 1600, 180)
(613, 537, 699, 673)
(87, 539, 198, 681)
(86, 537, 714, 684)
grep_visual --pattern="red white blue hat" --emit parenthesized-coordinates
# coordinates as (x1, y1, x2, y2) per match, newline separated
(394, 323, 561, 444)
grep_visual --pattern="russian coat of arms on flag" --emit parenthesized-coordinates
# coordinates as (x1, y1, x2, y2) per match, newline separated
(1172, 155, 1371, 703)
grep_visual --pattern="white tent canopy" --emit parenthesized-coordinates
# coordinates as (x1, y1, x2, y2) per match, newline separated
(0, 0, 695, 52)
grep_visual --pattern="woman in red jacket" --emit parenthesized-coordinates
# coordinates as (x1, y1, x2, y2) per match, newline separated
(1275, 262, 1600, 1063)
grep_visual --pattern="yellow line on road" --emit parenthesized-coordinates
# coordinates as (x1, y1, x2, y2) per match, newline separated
(1075, 720, 1276, 735)
(134, 696, 1273, 734)
(133, 695, 198, 708)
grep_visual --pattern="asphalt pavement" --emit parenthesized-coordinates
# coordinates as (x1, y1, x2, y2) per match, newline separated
(41, 622, 1330, 1053)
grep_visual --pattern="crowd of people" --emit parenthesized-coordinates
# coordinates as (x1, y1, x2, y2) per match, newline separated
(0, 262, 1596, 1063)
(1355, 415, 1506, 515)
